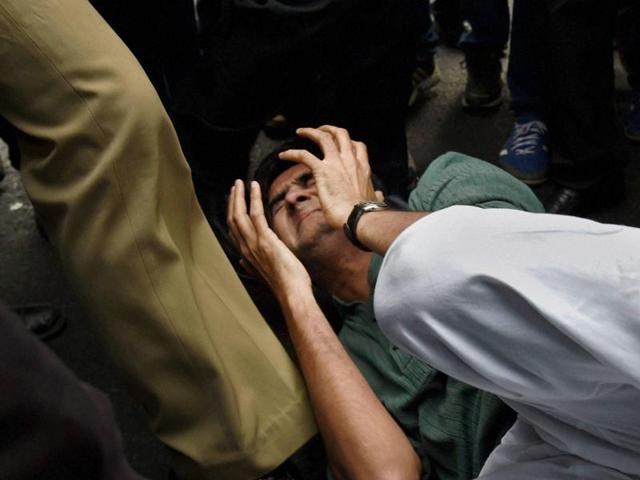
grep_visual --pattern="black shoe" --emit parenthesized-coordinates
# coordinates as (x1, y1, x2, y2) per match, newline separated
(545, 176, 626, 216)
(462, 47, 504, 111)
(14, 303, 66, 341)
(545, 186, 581, 215)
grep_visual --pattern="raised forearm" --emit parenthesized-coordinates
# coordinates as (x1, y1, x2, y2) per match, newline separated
(280, 291, 421, 480)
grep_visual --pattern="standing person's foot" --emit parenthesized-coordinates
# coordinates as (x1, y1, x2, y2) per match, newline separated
(499, 116, 549, 185)
(408, 63, 441, 107)
(462, 47, 503, 110)
(624, 90, 640, 142)
(545, 170, 626, 216)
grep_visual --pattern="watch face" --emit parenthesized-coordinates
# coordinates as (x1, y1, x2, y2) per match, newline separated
(361, 201, 388, 211)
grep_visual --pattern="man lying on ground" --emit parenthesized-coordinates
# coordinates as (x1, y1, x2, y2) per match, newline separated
(229, 125, 640, 480)
(228, 126, 545, 479)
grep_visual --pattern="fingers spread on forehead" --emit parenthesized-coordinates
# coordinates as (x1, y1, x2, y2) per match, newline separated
(318, 125, 352, 154)
(278, 148, 321, 169)
(352, 141, 368, 164)
(296, 127, 338, 157)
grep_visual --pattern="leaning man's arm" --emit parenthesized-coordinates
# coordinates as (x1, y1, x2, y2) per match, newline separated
(374, 205, 640, 399)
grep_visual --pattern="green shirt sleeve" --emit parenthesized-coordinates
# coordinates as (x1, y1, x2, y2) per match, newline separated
(408, 152, 545, 213)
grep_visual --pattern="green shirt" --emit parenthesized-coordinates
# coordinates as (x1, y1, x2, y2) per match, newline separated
(336, 152, 544, 480)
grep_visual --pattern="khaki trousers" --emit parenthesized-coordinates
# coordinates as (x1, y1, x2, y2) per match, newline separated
(0, 1, 316, 478)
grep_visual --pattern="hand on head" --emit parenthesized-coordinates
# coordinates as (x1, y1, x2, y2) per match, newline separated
(227, 125, 380, 295)
(227, 179, 312, 300)
(279, 125, 384, 230)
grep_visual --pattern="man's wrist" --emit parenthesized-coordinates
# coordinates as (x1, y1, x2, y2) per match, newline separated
(343, 201, 389, 251)
(279, 288, 324, 330)
(277, 284, 315, 309)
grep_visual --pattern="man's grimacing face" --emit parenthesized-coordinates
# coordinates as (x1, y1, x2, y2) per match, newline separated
(266, 163, 335, 255)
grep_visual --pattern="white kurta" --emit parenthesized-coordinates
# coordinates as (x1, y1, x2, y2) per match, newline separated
(374, 206, 640, 479)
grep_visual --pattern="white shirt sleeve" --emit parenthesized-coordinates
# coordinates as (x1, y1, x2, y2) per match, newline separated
(374, 205, 640, 402)
(375, 205, 640, 478)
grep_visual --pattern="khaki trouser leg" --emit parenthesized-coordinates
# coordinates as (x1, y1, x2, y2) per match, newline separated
(0, 1, 316, 478)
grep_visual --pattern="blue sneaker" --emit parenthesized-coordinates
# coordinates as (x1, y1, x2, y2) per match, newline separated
(499, 116, 549, 185)
(624, 91, 640, 143)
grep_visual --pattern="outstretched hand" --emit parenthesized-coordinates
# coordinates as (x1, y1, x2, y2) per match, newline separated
(227, 180, 312, 301)
(279, 125, 383, 230)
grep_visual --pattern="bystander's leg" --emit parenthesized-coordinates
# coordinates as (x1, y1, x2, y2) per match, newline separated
(0, 1, 315, 478)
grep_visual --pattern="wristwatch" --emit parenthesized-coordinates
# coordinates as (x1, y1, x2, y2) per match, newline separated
(343, 201, 389, 252)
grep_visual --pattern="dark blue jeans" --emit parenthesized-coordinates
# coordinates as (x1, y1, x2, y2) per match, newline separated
(508, 0, 640, 114)
(506, 0, 548, 118)
(416, 0, 510, 66)
(507, 0, 626, 187)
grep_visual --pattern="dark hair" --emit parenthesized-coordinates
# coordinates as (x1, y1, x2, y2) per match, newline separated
(252, 138, 323, 212)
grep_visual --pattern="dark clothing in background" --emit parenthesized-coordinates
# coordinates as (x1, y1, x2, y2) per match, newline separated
(618, 0, 640, 90)
(508, 0, 637, 189)
(90, 0, 422, 214)
(0, 303, 145, 480)
(547, 0, 623, 187)
(416, 0, 510, 76)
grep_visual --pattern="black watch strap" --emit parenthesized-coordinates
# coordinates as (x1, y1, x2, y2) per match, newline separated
(342, 201, 388, 252)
